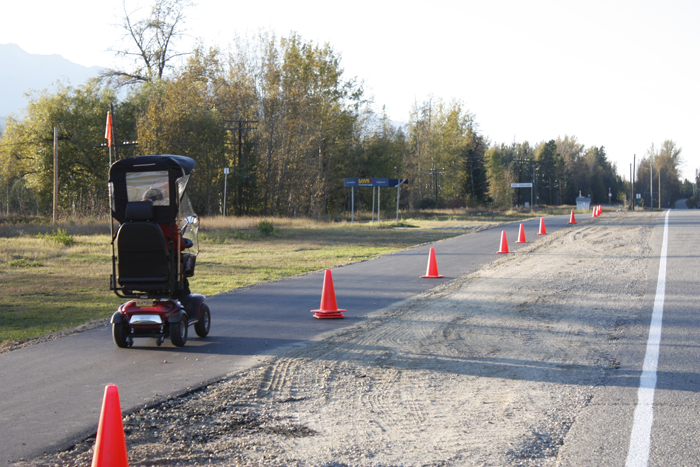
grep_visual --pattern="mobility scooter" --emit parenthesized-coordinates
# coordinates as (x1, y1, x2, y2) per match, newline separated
(108, 154, 210, 348)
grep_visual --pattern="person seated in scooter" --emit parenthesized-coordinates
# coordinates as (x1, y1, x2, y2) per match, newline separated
(142, 188, 192, 300)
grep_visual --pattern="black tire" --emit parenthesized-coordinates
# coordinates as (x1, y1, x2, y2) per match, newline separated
(194, 303, 211, 338)
(170, 314, 188, 347)
(112, 321, 130, 348)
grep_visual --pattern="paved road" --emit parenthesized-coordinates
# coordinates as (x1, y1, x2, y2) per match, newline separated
(675, 198, 688, 209)
(556, 209, 700, 466)
(0, 212, 584, 463)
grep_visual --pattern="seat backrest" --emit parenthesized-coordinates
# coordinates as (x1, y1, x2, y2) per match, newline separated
(124, 200, 154, 222)
(116, 202, 171, 291)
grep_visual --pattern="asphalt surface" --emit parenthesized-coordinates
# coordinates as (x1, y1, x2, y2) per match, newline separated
(556, 208, 700, 466)
(0, 212, 586, 463)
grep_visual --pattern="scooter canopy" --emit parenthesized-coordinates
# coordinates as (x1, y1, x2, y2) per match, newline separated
(109, 154, 195, 224)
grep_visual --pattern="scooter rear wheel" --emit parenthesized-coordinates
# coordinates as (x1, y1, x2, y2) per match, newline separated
(112, 321, 130, 348)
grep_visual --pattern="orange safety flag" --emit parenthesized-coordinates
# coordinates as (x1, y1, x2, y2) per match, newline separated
(105, 111, 113, 147)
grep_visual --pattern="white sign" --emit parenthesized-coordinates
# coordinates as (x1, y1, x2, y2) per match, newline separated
(636, 193, 641, 199)
(223, 168, 230, 175)
(510, 183, 533, 188)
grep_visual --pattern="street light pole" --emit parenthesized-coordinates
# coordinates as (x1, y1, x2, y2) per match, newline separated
(53, 127, 58, 224)
(223, 167, 229, 216)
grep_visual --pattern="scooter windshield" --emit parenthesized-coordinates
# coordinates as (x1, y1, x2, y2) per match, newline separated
(125, 171, 170, 206)
(179, 192, 199, 256)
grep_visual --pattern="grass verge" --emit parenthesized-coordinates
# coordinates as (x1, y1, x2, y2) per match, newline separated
(0, 214, 517, 346)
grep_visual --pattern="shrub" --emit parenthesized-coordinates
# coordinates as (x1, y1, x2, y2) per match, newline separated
(37, 228, 74, 246)
(257, 219, 274, 236)
(8, 257, 44, 267)
(419, 197, 437, 210)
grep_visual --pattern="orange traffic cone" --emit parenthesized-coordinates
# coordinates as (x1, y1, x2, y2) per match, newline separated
(593, 206, 598, 217)
(537, 217, 548, 235)
(421, 247, 445, 278)
(497, 230, 510, 253)
(516, 223, 527, 243)
(598, 205, 602, 216)
(311, 269, 346, 319)
(91, 385, 129, 467)
(568, 210, 577, 224)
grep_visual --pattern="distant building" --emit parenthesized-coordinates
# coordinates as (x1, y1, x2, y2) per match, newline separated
(576, 195, 591, 211)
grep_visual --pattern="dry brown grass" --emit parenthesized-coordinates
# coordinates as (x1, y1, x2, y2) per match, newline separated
(200, 215, 328, 231)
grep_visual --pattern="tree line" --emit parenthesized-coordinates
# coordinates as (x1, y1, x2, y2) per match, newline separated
(0, 0, 694, 218)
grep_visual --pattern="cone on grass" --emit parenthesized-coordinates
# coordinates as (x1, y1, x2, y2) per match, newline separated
(516, 223, 527, 243)
(497, 230, 510, 254)
(311, 269, 346, 319)
(568, 210, 577, 224)
(537, 217, 548, 235)
(91, 385, 129, 467)
(421, 247, 445, 278)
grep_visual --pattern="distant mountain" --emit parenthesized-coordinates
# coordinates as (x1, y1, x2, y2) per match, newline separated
(0, 43, 102, 124)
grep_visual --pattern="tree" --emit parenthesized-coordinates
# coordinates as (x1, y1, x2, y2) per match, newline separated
(406, 98, 479, 208)
(485, 143, 518, 209)
(461, 124, 488, 206)
(0, 80, 117, 216)
(535, 140, 563, 205)
(555, 135, 584, 203)
(102, 0, 193, 87)
(638, 140, 683, 208)
(135, 75, 226, 215)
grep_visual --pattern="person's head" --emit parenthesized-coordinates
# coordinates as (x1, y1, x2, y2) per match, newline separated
(142, 188, 164, 203)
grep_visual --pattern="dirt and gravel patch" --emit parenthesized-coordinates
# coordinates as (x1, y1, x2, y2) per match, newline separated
(19, 212, 656, 466)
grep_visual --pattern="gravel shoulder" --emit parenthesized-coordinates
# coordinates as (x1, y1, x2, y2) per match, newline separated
(20, 212, 657, 466)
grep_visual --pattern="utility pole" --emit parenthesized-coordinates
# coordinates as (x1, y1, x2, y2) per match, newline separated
(650, 161, 653, 209)
(53, 127, 58, 224)
(632, 154, 636, 210)
(223, 167, 229, 216)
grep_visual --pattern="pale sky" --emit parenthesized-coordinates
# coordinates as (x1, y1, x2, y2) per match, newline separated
(2, 0, 699, 181)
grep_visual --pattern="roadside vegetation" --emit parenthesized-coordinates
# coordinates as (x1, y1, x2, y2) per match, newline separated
(1, 0, 695, 224)
(0, 209, 551, 346)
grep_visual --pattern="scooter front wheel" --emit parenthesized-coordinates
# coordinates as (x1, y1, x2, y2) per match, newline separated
(194, 303, 211, 338)
(170, 314, 188, 347)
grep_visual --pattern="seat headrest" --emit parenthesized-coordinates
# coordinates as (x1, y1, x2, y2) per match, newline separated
(124, 200, 154, 221)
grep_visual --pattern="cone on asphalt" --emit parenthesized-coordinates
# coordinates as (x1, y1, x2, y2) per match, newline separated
(311, 269, 346, 319)
(568, 210, 577, 224)
(597, 205, 602, 216)
(516, 223, 527, 243)
(497, 230, 510, 254)
(421, 247, 444, 278)
(91, 385, 129, 467)
(537, 217, 548, 235)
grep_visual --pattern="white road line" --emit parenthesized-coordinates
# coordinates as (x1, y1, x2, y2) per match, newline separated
(626, 209, 670, 467)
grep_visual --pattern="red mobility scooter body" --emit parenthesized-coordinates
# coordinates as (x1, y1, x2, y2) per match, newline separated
(108, 154, 210, 348)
